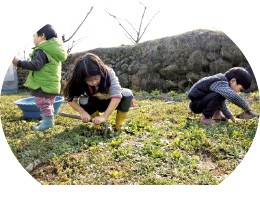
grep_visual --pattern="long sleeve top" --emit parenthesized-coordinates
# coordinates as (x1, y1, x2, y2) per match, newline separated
(93, 68, 123, 100)
(69, 68, 123, 102)
(209, 81, 249, 118)
(17, 49, 48, 71)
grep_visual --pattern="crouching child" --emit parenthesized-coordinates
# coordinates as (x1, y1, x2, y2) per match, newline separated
(64, 53, 133, 131)
(188, 67, 256, 125)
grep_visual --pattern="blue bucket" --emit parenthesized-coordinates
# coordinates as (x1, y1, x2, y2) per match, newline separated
(15, 96, 64, 119)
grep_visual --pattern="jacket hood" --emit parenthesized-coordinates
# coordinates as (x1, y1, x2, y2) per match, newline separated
(35, 38, 67, 62)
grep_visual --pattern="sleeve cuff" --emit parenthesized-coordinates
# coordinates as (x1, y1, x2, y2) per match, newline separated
(17, 60, 22, 67)
(111, 96, 122, 99)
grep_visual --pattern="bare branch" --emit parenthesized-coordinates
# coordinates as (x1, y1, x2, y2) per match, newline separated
(66, 41, 75, 54)
(66, 36, 88, 54)
(139, 10, 160, 42)
(125, 19, 138, 34)
(137, 2, 147, 41)
(63, 6, 93, 43)
(106, 2, 159, 44)
(106, 9, 136, 44)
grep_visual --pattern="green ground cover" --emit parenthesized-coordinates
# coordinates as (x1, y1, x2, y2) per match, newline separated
(0, 91, 259, 185)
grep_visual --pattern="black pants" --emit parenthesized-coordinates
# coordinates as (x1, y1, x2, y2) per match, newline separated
(189, 92, 225, 118)
(80, 96, 133, 115)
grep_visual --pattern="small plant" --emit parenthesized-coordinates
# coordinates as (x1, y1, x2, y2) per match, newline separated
(150, 89, 161, 98)
(167, 90, 178, 97)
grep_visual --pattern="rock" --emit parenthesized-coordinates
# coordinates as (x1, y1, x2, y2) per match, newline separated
(186, 72, 200, 84)
(159, 64, 180, 80)
(118, 73, 130, 88)
(187, 49, 209, 71)
(120, 63, 129, 72)
(131, 75, 142, 91)
(25, 163, 34, 172)
(209, 58, 233, 74)
(220, 45, 244, 66)
(205, 52, 219, 61)
(165, 80, 179, 91)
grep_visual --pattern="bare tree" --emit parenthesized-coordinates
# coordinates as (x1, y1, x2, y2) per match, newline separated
(106, 2, 159, 44)
(63, 6, 94, 53)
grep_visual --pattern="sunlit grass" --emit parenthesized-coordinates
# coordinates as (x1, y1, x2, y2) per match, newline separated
(0, 91, 259, 185)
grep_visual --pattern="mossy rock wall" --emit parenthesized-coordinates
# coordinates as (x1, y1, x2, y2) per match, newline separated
(19, 29, 258, 92)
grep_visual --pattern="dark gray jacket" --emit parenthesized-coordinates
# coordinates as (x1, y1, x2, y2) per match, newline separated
(18, 49, 48, 71)
(188, 74, 226, 101)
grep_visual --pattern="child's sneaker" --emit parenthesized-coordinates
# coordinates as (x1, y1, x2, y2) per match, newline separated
(200, 114, 216, 126)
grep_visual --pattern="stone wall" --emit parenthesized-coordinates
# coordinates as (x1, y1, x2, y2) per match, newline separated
(20, 29, 258, 92)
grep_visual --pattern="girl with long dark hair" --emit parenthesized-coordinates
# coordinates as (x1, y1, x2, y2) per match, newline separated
(64, 53, 133, 130)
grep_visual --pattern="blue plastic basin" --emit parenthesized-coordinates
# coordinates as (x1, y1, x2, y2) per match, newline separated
(15, 96, 64, 119)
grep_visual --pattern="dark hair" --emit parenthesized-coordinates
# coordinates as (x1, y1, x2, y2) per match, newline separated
(64, 53, 110, 101)
(225, 67, 252, 90)
(37, 24, 57, 40)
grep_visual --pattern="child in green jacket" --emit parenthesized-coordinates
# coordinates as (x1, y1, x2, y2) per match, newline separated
(12, 24, 67, 131)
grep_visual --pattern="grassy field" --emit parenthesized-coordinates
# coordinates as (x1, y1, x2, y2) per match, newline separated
(0, 90, 259, 185)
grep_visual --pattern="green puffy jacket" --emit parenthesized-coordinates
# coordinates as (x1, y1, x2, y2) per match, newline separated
(24, 38, 67, 94)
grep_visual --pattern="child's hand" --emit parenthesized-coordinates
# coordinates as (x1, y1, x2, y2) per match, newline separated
(12, 57, 20, 66)
(80, 112, 91, 123)
(92, 115, 106, 124)
(230, 115, 239, 123)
